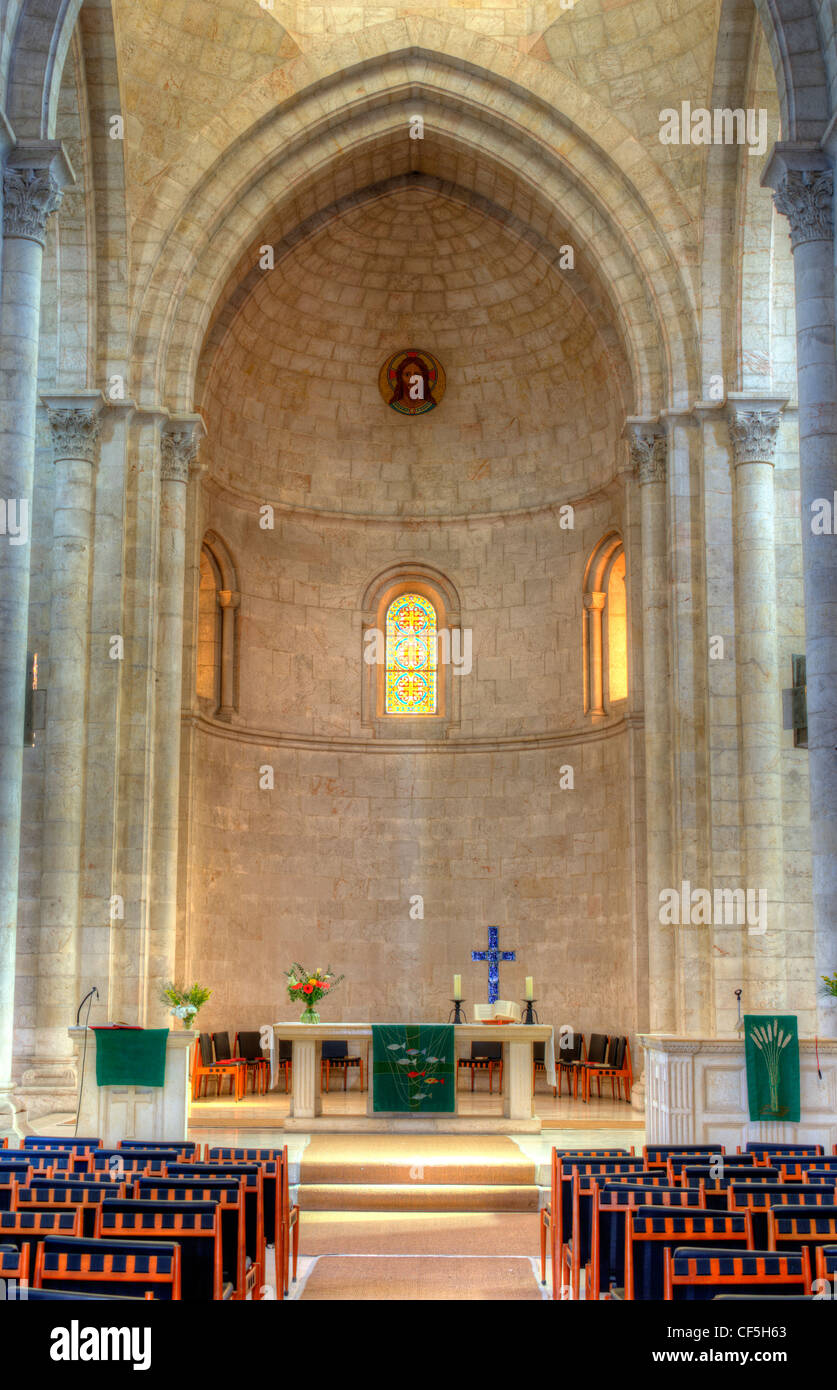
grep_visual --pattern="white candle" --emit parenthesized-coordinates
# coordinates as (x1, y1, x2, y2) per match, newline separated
(525, 976, 534, 1000)
(454, 974, 462, 999)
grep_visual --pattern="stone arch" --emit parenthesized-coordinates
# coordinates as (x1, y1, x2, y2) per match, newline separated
(199, 530, 240, 720)
(751, 0, 831, 141)
(360, 561, 463, 739)
(583, 531, 627, 718)
(126, 43, 704, 419)
(6, 0, 84, 140)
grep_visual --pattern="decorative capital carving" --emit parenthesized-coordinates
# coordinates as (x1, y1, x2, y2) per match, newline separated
(626, 426, 667, 486)
(583, 590, 606, 612)
(161, 421, 203, 483)
(773, 168, 833, 248)
(3, 165, 63, 244)
(726, 406, 784, 465)
(46, 405, 103, 463)
(218, 589, 241, 611)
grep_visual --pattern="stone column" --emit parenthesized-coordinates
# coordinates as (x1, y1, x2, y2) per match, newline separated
(0, 143, 73, 1138)
(764, 148, 837, 1031)
(583, 591, 606, 716)
(726, 396, 787, 1011)
(626, 420, 677, 1033)
(17, 394, 105, 1119)
(217, 588, 240, 718)
(144, 417, 204, 1024)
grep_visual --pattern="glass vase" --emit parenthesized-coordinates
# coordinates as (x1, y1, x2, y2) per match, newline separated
(300, 1006, 320, 1025)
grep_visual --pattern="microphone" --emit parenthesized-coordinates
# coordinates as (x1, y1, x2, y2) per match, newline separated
(76, 985, 99, 1026)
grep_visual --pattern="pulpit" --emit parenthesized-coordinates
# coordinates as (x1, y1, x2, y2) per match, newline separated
(68, 1026, 194, 1147)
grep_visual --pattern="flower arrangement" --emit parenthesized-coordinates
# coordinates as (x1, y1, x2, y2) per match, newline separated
(161, 982, 212, 1029)
(821, 973, 837, 997)
(286, 964, 344, 1023)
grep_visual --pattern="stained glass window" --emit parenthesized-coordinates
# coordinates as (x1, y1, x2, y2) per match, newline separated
(385, 593, 438, 715)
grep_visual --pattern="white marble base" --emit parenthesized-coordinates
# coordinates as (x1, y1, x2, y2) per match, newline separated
(68, 1027, 194, 1147)
(638, 1033, 837, 1147)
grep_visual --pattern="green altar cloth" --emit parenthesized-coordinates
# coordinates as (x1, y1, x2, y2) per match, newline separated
(744, 1015, 800, 1122)
(372, 1024, 455, 1112)
(94, 1028, 169, 1088)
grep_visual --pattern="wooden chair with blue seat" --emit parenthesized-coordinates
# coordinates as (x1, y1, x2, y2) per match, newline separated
(14, 1177, 128, 1236)
(532, 1041, 556, 1097)
(321, 1040, 364, 1093)
(192, 1033, 244, 1102)
(457, 1042, 503, 1093)
(91, 1149, 179, 1180)
(0, 1207, 82, 1270)
(273, 1040, 293, 1093)
(814, 1243, 837, 1285)
(23, 1136, 102, 1157)
(556, 1030, 586, 1099)
(235, 1031, 270, 1096)
(625, 1208, 753, 1300)
(742, 1141, 824, 1160)
(2, 1149, 74, 1177)
(665, 1247, 812, 1299)
(205, 1146, 298, 1299)
(680, 1166, 780, 1209)
(96, 1198, 231, 1300)
(11, 1287, 155, 1301)
(0, 1164, 33, 1210)
(768, 1205, 837, 1273)
(585, 1183, 706, 1300)
(164, 1163, 264, 1298)
(728, 1183, 836, 1248)
(0, 1240, 29, 1286)
(776, 1156, 837, 1182)
(644, 1144, 723, 1169)
(133, 1178, 252, 1297)
(34, 1234, 181, 1300)
(583, 1035, 632, 1103)
(118, 1139, 199, 1161)
(666, 1153, 757, 1185)
(541, 1155, 646, 1300)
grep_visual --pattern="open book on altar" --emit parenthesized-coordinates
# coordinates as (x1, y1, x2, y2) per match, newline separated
(473, 1001, 521, 1023)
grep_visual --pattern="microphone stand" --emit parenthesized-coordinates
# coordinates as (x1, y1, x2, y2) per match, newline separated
(74, 986, 99, 1137)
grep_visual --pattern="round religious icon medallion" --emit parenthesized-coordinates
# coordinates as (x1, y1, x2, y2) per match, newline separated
(379, 349, 445, 416)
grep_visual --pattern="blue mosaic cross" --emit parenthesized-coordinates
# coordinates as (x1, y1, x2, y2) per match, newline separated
(471, 925, 515, 1004)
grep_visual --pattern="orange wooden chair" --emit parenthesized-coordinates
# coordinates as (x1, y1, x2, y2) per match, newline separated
(191, 1034, 245, 1102)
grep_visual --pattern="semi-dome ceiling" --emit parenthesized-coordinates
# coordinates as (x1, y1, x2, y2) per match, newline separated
(200, 183, 627, 518)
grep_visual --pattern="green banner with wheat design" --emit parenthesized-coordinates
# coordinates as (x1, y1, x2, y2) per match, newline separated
(744, 1015, 800, 1122)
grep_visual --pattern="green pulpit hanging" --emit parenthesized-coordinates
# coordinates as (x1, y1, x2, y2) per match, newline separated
(743, 1015, 800, 1122)
(93, 1028, 169, 1088)
(372, 1024, 455, 1112)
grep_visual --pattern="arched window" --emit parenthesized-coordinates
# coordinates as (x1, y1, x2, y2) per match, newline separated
(583, 534, 628, 717)
(361, 564, 462, 738)
(385, 592, 438, 714)
(197, 531, 240, 719)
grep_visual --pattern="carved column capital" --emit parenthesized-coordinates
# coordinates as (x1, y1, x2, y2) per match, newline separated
(3, 142, 74, 246)
(583, 590, 606, 612)
(773, 167, 833, 248)
(725, 397, 787, 465)
(160, 417, 205, 484)
(624, 421, 667, 486)
(42, 393, 105, 464)
(218, 589, 241, 611)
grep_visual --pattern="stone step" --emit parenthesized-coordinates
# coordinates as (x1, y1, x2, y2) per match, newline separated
(296, 1183, 539, 1212)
